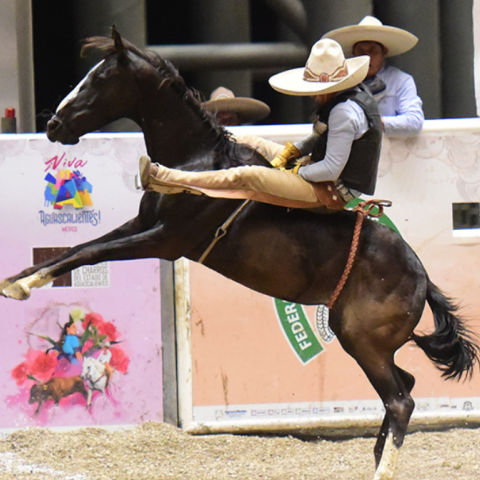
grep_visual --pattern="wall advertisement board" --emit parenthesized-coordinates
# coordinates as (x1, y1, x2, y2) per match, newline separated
(2, 120, 480, 437)
(0, 134, 163, 433)
(175, 120, 480, 435)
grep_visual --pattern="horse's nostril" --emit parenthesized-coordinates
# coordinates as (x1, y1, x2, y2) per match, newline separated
(48, 117, 60, 130)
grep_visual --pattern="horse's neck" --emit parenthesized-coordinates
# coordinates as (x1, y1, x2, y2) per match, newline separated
(135, 82, 220, 168)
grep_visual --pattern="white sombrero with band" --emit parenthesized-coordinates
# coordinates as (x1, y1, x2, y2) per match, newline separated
(323, 15, 418, 58)
(269, 38, 369, 96)
(202, 87, 271, 123)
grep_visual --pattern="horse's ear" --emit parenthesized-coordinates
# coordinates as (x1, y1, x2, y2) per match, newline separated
(111, 25, 126, 57)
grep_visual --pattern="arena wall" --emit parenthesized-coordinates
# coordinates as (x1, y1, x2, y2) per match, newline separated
(1, 120, 480, 435)
(0, 134, 163, 434)
(176, 120, 480, 435)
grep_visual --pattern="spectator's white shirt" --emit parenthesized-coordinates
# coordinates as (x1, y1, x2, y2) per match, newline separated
(376, 64, 424, 135)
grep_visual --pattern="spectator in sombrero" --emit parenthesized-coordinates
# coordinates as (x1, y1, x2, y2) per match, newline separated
(323, 15, 424, 135)
(202, 86, 270, 126)
(202, 86, 284, 162)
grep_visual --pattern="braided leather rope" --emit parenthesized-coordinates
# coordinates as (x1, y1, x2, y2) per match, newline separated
(326, 199, 391, 309)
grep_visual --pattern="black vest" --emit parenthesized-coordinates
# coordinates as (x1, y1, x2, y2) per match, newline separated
(311, 84, 382, 195)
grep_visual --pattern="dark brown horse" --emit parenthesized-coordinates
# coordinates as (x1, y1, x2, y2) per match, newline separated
(0, 29, 478, 480)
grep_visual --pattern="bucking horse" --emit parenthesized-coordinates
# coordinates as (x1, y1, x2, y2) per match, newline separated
(0, 28, 478, 480)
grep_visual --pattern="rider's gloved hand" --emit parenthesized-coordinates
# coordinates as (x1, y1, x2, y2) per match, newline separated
(270, 142, 301, 169)
(278, 162, 302, 175)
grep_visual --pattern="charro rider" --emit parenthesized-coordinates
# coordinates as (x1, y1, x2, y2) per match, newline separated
(323, 15, 424, 135)
(97, 340, 113, 387)
(136, 38, 382, 211)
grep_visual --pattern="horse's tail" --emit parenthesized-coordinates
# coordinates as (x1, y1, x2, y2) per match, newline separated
(411, 277, 480, 380)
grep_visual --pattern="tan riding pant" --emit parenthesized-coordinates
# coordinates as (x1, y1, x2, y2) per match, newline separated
(147, 164, 346, 210)
(233, 134, 284, 161)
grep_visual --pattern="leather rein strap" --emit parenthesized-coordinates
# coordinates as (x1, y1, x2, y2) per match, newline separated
(326, 199, 392, 310)
(198, 200, 251, 264)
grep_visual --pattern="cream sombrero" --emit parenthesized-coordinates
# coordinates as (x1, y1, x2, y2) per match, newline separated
(202, 87, 271, 124)
(269, 38, 369, 96)
(323, 15, 418, 58)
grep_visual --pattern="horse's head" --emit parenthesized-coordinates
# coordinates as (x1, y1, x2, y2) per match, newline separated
(47, 27, 155, 144)
(47, 27, 242, 168)
(81, 356, 93, 377)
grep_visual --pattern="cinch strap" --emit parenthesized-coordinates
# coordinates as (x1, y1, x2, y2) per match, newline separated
(198, 200, 251, 264)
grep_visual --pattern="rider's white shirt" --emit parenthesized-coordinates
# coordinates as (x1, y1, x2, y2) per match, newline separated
(97, 350, 112, 364)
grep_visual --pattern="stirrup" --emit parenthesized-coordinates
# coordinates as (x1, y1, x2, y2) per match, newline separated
(135, 155, 150, 190)
(135, 155, 159, 191)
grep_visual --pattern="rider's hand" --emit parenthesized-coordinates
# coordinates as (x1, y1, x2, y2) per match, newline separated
(270, 142, 301, 169)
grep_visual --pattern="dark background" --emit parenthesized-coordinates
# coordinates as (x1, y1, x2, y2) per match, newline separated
(31, 0, 477, 132)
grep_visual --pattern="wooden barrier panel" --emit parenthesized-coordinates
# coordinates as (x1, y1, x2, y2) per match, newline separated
(2, 119, 480, 436)
(176, 120, 480, 435)
(0, 134, 164, 434)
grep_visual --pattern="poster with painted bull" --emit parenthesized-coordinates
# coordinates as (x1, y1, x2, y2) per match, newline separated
(0, 134, 163, 431)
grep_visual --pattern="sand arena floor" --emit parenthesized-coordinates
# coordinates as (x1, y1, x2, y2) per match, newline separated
(0, 422, 478, 479)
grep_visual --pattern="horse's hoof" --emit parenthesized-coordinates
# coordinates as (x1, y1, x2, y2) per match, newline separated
(3, 281, 31, 300)
(0, 280, 13, 297)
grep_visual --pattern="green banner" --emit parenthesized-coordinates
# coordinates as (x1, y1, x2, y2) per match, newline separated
(274, 299, 323, 363)
(346, 198, 401, 235)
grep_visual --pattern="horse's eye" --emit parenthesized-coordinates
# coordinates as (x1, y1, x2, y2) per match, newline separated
(92, 73, 106, 84)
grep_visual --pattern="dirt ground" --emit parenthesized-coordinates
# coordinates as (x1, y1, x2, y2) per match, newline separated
(0, 422, 478, 480)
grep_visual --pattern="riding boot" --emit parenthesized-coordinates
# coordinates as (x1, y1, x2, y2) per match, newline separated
(136, 155, 202, 195)
(141, 156, 346, 210)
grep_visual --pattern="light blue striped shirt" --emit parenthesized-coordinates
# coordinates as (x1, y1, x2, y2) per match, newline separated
(376, 64, 424, 135)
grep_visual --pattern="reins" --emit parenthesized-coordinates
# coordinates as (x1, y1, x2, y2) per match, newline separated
(326, 199, 392, 309)
(198, 199, 251, 264)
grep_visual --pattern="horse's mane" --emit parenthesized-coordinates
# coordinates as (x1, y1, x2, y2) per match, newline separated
(80, 35, 238, 162)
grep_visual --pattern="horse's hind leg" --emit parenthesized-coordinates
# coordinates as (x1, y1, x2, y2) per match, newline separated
(358, 356, 415, 480)
(373, 367, 415, 468)
(336, 326, 415, 480)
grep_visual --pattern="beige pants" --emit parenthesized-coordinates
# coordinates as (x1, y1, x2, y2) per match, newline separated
(233, 134, 284, 161)
(148, 164, 346, 210)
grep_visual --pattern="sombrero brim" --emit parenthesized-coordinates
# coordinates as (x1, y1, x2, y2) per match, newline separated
(323, 25, 418, 57)
(202, 97, 270, 123)
(268, 56, 369, 96)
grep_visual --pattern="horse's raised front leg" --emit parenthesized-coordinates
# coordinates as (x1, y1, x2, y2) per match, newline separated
(0, 216, 148, 296)
(86, 388, 93, 409)
(2, 223, 168, 300)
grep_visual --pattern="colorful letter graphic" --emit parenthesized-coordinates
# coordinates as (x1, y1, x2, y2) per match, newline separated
(44, 170, 93, 209)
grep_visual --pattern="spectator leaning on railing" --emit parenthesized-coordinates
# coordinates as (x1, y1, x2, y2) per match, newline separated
(324, 15, 424, 135)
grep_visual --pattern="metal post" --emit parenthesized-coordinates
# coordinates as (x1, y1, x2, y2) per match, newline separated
(0, 0, 35, 132)
(375, 0, 442, 119)
(73, 0, 147, 132)
(190, 0, 252, 99)
(302, 0, 373, 46)
(160, 260, 179, 426)
(439, 0, 476, 118)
